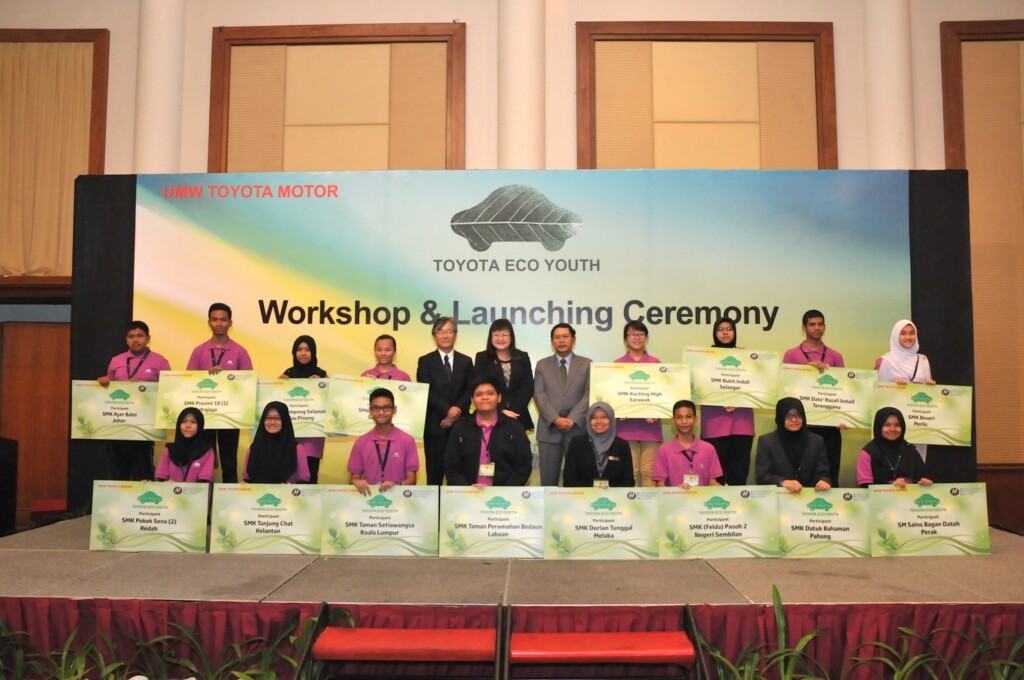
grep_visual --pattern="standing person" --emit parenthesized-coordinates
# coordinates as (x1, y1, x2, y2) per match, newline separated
(443, 377, 532, 487)
(614, 320, 662, 486)
(361, 334, 412, 381)
(701, 317, 755, 485)
(154, 408, 215, 483)
(877, 320, 935, 385)
(473, 318, 534, 431)
(563, 402, 634, 488)
(186, 303, 253, 483)
(652, 400, 723, 488)
(534, 323, 591, 486)
(782, 310, 845, 487)
(856, 407, 932, 488)
(280, 335, 328, 484)
(755, 397, 831, 492)
(416, 317, 473, 485)
(244, 402, 309, 484)
(98, 321, 172, 480)
(348, 388, 418, 495)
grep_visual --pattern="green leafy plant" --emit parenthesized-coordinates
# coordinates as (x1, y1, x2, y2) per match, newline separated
(0, 619, 43, 680)
(35, 626, 126, 680)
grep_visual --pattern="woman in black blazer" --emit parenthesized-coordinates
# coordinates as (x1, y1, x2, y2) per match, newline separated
(563, 402, 635, 488)
(473, 318, 535, 431)
(755, 397, 831, 491)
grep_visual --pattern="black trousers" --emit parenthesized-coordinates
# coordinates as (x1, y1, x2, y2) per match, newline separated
(705, 435, 754, 486)
(213, 429, 241, 483)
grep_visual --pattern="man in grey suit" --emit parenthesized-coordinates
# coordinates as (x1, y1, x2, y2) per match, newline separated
(533, 323, 591, 486)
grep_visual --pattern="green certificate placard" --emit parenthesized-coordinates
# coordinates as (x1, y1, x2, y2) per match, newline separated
(659, 485, 781, 559)
(256, 378, 329, 437)
(71, 380, 163, 441)
(326, 375, 428, 439)
(209, 483, 322, 554)
(777, 365, 876, 428)
(90, 481, 208, 552)
(544, 487, 659, 559)
(869, 483, 989, 557)
(321, 485, 439, 557)
(777, 488, 870, 558)
(439, 486, 545, 558)
(873, 383, 973, 446)
(685, 347, 780, 408)
(155, 370, 257, 430)
(589, 363, 689, 418)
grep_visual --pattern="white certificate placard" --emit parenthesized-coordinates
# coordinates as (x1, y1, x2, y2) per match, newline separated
(869, 483, 989, 557)
(659, 485, 781, 559)
(210, 483, 322, 554)
(777, 488, 870, 558)
(256, 378, 329, 437)
(777, 365, 877, 428)
(71, 380, 163, 440)
(589, 363, 690, 418)
(155, 370, 257, 430)
(685, 347, 780, 408)
(544, 487, 659, 560)
(439, 486, 545, 558)
(321, 485, 439, 557)
(326, 375, 428, 439)
(90, 481, 208, 552)
(872, 383, 973, 446)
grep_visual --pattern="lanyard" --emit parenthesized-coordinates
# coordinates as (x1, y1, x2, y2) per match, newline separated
(210, 347, 227, 367)
(800, 343, 828, 363)
(126, 349, 150, 379)
(373, 440, 392, 475)
(680, 447, 696, 472)
(480, 424, 493, 462)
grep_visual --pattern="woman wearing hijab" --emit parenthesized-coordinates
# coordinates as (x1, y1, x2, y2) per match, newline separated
(755, 398, 831, 491)
(856, 407, 931, 487)
(700, 317, 755, 485)
(155, 407, 215, 482)
(562, 402, 635, 488)
(877, 320, 935, 385)
(279, 335, 328, 483)
(244, 402, 310, 484)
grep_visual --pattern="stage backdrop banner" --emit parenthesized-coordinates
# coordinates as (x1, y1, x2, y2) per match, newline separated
(210, 484, 322, 554)
(589, 363, 689, 418)
(133, 171, 911, 392)
(439, 486, 545, 558)
(685, 347, 780, 408)
(872, 383, 974, 446)
(71, 380, 164, 440)
(777, 365, 877, 429)
(659, 485, 781, 559)
(544, 487, 660, 559)
(777, 488, 870, 558)
(321, 485, 439, 556)
(155, 370, 258, 430)
(869, 483, 989, 557)
(90, 481, 208, 552)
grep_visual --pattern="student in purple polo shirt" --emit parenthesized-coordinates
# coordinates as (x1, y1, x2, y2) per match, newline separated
(348, 388, 418, 496)
(652, 400, 723, 488)
(361, 334, 412, 381)
(154, 407, 215, 483)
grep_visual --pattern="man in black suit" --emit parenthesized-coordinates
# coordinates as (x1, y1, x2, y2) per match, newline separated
(416, 316, 473, 484)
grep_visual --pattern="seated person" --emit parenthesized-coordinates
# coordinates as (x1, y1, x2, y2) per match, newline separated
(563, 402, 634, 488)
(755, 398, 831, 492)
(652, 400, 722, 488)
(243, 402, 310, 484)
(348, 387, 419, 495)
(154, 407, 215, 483)
(856, 407, 932, 487)
(444, 376, 532, 487)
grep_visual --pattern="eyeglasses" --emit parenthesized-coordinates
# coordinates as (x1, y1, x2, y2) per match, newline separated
(626, 332, 646, 338)
(370, 405, 394, 413)
(784, 413, 803, 421)
(491, 332, 511, 339)
(264, 416, 282, 422)
(435, 329, 456, 336)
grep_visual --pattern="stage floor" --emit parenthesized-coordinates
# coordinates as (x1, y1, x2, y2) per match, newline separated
(2, 517, 1022, 607)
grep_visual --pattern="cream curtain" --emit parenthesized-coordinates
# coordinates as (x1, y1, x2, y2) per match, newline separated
(0, 42, 92, 276)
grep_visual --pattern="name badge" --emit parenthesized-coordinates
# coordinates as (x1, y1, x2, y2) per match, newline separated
(479, 462, 496, 477)
(593, 479, 610, 489)
(683, 474, 701, 487)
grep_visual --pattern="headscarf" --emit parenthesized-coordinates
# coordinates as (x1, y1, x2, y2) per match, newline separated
(284, 335, 326, 379)
(585, 401, 617, 470)
(880, 320, 921, 381)
(774, 397, 807, 469)
(712, 317, 737, 348)
(167, 407, 208, 468)
(246, 402, 298, 483)
(863, 407, 925, 484)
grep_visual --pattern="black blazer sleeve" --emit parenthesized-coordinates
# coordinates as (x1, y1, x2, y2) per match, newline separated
(562, 435, 595, 487)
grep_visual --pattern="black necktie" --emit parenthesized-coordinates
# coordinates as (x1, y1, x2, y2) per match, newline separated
(559, 358, 567, 385)
(444, 354, 452, 379)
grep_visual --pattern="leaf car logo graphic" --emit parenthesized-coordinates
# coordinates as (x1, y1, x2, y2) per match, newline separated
(367, 495, 393, 508)
(288, 386, 310, 398)
(719, 356, 742, 368)
(913, 494, 940, 508)
(590, 497, 617, 511)
(704, 496, 730, 510)
(628, 370, 651, 380)
(196, 378, 218, 389)
(109, 389, 131, 401)
(451, 185, 581, 252)
(816, 374, 839, 386)
(911, 392, 933, 404)
(807, 498, 833, 511)
(486, 496, 512, 509)
(256, 494, 281, 507)
(137, 491, 163, 504)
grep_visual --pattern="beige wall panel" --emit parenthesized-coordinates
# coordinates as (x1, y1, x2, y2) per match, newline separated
(285, 44, 390, 125)
(757, 42, 818, 169)
(652, 42, 758, 123)
(595, 41, 654, 169)
(962, 40, 1024, 464)
(227, 45, 286, 172)
(283, 125, 389, 171)
(388, 42, 447, 169)
(653, 122, 760, 169)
